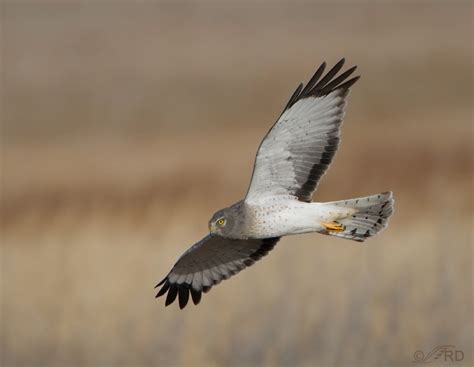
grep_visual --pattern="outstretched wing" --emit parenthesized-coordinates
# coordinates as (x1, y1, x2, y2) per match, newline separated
(155, 235, 280, 309)
(245, 59, 359, 203)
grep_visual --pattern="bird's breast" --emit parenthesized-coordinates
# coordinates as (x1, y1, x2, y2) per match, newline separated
(244, 199, 316, 238)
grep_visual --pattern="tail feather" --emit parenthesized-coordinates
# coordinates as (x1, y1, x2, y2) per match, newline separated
(324, 192, 394, 242)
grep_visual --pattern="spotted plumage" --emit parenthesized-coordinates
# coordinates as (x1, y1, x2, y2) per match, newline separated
(156, 59, 394, 308)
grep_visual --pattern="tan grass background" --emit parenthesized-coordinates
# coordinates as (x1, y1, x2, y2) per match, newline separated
(1, 2, 473, 366)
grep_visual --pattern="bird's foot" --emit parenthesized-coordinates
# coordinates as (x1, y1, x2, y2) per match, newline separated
(321, 221, 345, 232)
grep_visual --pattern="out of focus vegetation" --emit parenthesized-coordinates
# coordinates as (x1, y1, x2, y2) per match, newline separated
(1, 2, 472, 366)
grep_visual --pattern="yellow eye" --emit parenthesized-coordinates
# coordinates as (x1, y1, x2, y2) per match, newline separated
(217, 218, 225, 225)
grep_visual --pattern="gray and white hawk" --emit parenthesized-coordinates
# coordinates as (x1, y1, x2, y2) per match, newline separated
(156, 59, 394, 309)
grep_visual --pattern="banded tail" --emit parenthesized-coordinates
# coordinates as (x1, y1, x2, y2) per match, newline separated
(321, 192, 394, 242)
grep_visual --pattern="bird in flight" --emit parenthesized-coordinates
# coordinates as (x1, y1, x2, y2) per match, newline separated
(156, 59, 394, 309)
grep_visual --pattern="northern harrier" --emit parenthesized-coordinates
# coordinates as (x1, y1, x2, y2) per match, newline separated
(156, 59, 394, 308)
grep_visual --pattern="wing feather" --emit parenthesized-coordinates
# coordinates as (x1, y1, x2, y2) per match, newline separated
(313, 58, 345, 92)
(300, 62, 326, 96)
(155, 235, 280, 309)
(178, 285, 190, 309)
(245, 59, 359, 203)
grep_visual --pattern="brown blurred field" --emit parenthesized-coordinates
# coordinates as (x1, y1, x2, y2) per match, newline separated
(1, 2, 473, 367)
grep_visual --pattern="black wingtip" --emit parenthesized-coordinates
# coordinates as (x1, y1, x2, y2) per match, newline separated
(300, 61, 326, 96)
(322, 66, 358, 92)
(313, 59, 346, 91)
(190, 288, 202, 305)
(165, 284, 178, 306)
(284, 82, 304, 111)
(178, 286, 190, 309)
(335, 57, 346, 68)
(282, 58, 359, 112)
(155, 277, 166, 288)
(155, 279, 170, 298)
(337, 75, 360, 91)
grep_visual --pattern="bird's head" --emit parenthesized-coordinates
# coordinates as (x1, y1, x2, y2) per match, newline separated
(208, 208, 233, 236)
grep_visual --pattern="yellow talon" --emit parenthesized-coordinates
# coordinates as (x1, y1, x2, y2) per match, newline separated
(321, 221, 345, 232)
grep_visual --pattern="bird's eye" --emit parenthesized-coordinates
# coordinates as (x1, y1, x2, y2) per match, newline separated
(217, 218, 225, 225)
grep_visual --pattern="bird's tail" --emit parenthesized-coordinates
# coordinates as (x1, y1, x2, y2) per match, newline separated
(320, 192, 394, 242)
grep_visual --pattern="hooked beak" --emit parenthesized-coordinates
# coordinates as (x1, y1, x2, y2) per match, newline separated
(208, 222, 215, 233)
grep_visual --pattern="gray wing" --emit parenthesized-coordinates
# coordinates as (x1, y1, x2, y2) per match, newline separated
(155, 234, 280, 309)
(245, 59, 359, 204)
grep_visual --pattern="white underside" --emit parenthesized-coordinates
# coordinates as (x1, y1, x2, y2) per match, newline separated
(249, 197, 356, 238)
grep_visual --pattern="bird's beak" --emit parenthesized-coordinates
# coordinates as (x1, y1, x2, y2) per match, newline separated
(208, 222, 214, 233)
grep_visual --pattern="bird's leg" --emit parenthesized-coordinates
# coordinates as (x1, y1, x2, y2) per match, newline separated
(321, 221, 345, 232)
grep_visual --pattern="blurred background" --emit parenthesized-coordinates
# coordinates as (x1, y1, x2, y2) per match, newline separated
(1, 1, 472, 366)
